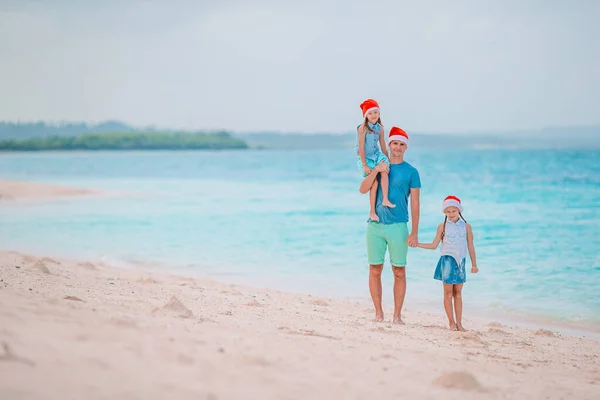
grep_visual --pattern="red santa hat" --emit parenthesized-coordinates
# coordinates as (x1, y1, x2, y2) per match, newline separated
(442, 195, 463, 213)
(388, 126, 409, 147)
(359, 99, 380, 117)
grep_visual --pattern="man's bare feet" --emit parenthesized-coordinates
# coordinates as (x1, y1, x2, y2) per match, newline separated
(369, 211, 380, 222)
(457, 324, 468, 332)
(393, 317, 405, 325)
(382, 200, 396, 208)
(375, 313, 384, 322)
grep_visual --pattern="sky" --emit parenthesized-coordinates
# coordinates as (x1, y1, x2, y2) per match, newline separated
(0, 0, 599, 133)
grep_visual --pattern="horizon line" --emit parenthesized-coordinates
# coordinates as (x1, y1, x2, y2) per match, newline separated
(1, 119, 599, 136)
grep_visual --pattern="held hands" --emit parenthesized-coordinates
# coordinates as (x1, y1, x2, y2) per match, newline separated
(407, 232, 418, 247)
(471, 265, 479, 274)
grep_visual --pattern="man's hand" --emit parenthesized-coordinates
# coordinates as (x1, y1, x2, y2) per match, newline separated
(373, 162, 389, 174)
(471, 265, 479, 274)
(407, 232, 418, 247)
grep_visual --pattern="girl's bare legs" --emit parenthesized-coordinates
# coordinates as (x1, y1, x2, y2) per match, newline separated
(369, 179, 379, 222)
(380, 168, 395, 208)
(453, 284, 467, 331)
(443, 284, 457, 330)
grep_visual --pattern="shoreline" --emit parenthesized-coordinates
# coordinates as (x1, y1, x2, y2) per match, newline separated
(4, 245, 600, 339)
(1, 249, 599, 398)
(197, 272, 600, 339)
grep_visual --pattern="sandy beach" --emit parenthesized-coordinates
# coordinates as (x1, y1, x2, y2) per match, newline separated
(0, 179, 100, 202)
(1, 250, 599, 400)
(3, 1, 600, 397)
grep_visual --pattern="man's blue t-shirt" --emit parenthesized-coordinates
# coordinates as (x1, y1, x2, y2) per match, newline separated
(372, 162, 421, 224)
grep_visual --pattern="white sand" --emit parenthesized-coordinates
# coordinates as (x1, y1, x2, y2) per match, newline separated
(1, 250, 599, 399)
(0, 180, 100, 202)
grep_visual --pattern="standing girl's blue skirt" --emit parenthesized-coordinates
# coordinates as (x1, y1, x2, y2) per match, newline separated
(434, 255, 467, 284)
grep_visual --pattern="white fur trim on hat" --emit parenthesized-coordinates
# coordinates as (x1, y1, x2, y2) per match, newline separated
(363, 107, 379, 117)
(442, 198, 463, 213)
(388, 135, 409, 147)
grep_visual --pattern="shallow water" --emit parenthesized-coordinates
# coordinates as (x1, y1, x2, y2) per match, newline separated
(1, 148, 599, 330)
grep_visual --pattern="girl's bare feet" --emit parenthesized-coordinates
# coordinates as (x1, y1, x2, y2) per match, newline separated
(369, 211, 379, 222)
(393, 317, 405, 325)
(375, 313, 384, 322)
(449, 323, 458, 331)
(457, 324, 468, 332)
(382, 199, 396, 208)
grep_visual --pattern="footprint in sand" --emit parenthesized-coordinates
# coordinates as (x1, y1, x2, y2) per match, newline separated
(0, 342, 35, 367)
(433, 371, 483, 391)
(458, 332, 488, 347)
(30, 260, 51, 274)
(176, 353, 195, 365)
(371, 326, 397, 335)
(242, 355, 272, 367)
(40, 257, 60, 266)
(77, 262, 97, 271)
(278, 326, 340, 340)
(423, 324, 448, 331)
(87, 357, 111, 370)
(110, 316, 139, 329)
(63, 295, 85, 302)
(245, 300, 265, 307)
(514, 361, 533, 369)
(516, 340, 533, 348)
(310, 299, 329, 306)
(174, 276, 196, 284)
(534, 329, 559, 338)
(152, 296, 194, 318)
(138, 277, 159, 284)
(487, 328, 511, 336)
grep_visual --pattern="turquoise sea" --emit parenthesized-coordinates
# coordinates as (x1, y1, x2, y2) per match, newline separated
(1, 149, 599, 332)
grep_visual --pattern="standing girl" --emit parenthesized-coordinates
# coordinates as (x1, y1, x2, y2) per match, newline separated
(417, 196, 479, 331)
(356, 98, 394, 222)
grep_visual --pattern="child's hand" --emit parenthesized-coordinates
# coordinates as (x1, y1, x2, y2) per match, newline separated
(471, 265, 479, 274)
(374, 162, 389, 174)
(363, 165, 371, 175)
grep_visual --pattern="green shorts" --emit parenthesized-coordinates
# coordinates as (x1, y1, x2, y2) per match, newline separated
(356, 153, 390, 177)
(366, 222, 409, 267)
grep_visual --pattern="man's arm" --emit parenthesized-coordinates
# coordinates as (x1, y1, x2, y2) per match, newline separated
(359, 162, 389, 194)
(407, 188, 420, 247)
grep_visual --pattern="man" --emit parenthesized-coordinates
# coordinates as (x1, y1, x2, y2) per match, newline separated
(359, 126, 421, 324)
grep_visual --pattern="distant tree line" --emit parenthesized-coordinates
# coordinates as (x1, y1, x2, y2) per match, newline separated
(0, 121, 134, 139)
(0, 131, 249, 151)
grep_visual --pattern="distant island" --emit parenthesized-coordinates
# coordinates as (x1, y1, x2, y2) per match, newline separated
(0, 131, 248, 151)
(0, 121, 599, 150)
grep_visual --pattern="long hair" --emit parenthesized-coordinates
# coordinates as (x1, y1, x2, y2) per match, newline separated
(440, 212, 467, 242)
(364, 116, 383, 133)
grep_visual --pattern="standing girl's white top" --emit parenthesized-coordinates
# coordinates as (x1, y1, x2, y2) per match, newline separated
(440, 218, 468, 265)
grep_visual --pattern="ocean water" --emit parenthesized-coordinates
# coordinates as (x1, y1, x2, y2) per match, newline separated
(1, 149, 599, 331)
